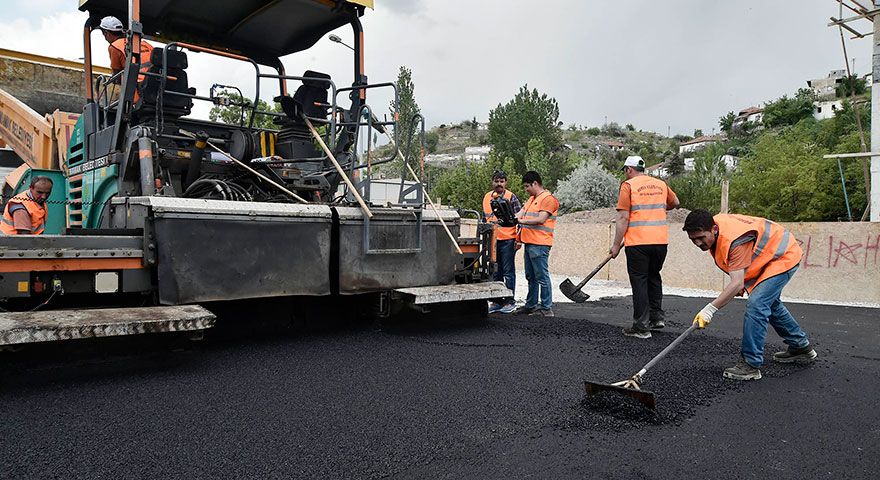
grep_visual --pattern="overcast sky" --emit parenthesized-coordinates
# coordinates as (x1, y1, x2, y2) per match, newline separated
(0, 0, 871, 136)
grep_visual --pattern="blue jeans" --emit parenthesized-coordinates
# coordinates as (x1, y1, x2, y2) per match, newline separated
(523, 243, 552, 310)
(494, 239, 516, 304)
(742, 264, 809, 367)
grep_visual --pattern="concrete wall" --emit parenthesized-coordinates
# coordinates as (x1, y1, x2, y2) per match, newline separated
(514, 220, 880, 304)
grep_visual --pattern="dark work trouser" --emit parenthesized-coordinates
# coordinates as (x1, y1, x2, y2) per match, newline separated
(625, 244, 667, 331)
(493, 238, 516, 305)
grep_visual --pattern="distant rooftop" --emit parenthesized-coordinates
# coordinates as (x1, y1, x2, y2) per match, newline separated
(738, 106, 763, 116)
(679, 135, 718, 146)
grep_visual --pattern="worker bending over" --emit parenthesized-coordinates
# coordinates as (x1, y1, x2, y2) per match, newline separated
(2, 176, 53, 235)
(683, 209, 817, 381)
(610, 156, 679, 339)
(514, 171, 558, 317)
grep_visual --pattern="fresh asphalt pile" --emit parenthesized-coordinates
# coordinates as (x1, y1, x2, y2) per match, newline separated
(0, 296, 875, 479)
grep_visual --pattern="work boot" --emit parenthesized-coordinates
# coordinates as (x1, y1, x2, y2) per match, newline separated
(649, 319, 665, 330)
(723, 356, 762, 381)
(488, 302, 503, 313)
(622, 326, 651, 339)
(499, 302, 517, 314)
(529, 309, 554, 317)
(772, 343, 818, 363)
(513, 305, 537, 315)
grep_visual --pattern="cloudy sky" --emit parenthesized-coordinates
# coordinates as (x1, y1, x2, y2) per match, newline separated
(0, 0, 871, 136)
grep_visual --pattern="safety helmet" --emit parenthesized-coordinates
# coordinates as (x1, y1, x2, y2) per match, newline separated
(99, 16, 124, 32)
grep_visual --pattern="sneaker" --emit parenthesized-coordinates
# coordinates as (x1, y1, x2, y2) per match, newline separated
(513, 306, 537, 315)
(499, 303, 517, 314)
(723, 356, 762, 380)
(488, 302, 503, 313)
(622, 327, 651, 339)
(772, 344, 818, 363)
(649, 319, 665, 330)
(529, 309, 554, 317)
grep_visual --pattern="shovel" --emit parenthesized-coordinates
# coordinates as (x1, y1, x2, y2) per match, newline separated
(583, 323, 698, 410)
(559, 254, 613, 303)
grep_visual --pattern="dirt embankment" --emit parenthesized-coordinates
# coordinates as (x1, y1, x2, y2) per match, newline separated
(559, 207, 691, 224)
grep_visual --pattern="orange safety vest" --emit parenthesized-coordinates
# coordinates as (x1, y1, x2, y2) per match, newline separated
(623, 175, 670, 246)
(1, 192, 47, 235)
(517, 190, 558, 246)
(111, 37, 153, 102)
(483, 190, 517, 241)
(711, 214, 802, 294)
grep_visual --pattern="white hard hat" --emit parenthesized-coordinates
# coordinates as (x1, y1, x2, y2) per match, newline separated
(99, 16, 124, 32)
(622, 155, 645, 170)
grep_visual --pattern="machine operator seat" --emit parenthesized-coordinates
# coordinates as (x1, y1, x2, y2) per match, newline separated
(133, 48, 195, 120)
(278, 70, 331, 123)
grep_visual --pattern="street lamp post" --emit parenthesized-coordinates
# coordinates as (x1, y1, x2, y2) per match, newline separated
(328, 34, 355, 51)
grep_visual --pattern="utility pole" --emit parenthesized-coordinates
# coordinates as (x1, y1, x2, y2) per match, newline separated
(872, 1, 879, 221)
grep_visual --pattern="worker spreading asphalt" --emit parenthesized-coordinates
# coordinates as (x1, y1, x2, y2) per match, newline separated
(0, 295, 876, 479)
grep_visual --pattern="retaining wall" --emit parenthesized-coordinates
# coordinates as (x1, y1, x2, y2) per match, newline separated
(514, 220, 880, 304)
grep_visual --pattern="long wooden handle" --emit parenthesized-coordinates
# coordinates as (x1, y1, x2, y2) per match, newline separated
(179, 129, 309, 204)
(377, 123, 463, 255)
(303, 116, 373, 219)
(635, 323, 698, 379)
(574, 254, 614, 290)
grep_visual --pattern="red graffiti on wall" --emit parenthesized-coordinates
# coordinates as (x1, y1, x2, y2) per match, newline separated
(799, 234, 880, 269)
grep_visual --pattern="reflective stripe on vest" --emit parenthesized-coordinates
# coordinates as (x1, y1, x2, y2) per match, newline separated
(1, 193, 47, 235)
(623, 175, 669, 246)
(483, 190, 517, 241)
(711, 214, 802, 294)
(518, 190, 557, 246)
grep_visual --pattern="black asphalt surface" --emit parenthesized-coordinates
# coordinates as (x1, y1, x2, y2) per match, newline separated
(1, 295, 878, 479)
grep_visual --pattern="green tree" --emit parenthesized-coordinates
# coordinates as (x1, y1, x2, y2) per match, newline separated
(424, 130, 440, 154)
(665, 152, 685, 177)
(601, 122, 626, 137)
(730, 119, 865, 221)
(694, 129, 704, 137)
(625, 123, 635, 131)
(390, 66, 421, 156)
(762, 88, 816, 128)
(719, 111, 736, 135)
(836, 75, 867, 98)
(488, 85, 563, 172)
(668, 142, 728, 212)
(586, 127, 601, 136)
(209, 92, 282, 129)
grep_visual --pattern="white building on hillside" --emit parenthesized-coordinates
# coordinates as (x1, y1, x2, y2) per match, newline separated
(813, 99, 845, 121)
(807, 70, 847, 100)
(679, 135, 718, 155)
(646, 162, 668, 178)
(734, 107, 763, 127)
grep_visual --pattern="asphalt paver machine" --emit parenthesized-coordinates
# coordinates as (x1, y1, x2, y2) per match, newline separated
(0, 0, 507, 346)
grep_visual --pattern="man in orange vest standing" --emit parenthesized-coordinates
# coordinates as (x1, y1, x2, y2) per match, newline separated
(483, 170, 522, 313)
(99, 16, 153, 86)
(684, 209, 817, 381)
(513, 171, 559, 317)
(610, 156, 679, 338)
(1, 176, 53, 235)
